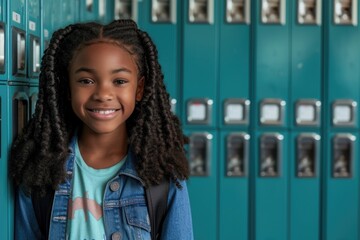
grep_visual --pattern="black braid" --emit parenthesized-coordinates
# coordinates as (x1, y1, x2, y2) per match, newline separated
(10, 19, 189, 194)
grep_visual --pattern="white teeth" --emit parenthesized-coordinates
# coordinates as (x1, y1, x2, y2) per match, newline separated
(91, 109, 116, 115)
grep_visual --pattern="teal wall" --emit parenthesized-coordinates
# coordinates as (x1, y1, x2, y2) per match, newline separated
(1, 0, 360, 239)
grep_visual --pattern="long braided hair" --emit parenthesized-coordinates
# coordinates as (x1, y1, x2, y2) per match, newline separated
(10, 20, 189, 194)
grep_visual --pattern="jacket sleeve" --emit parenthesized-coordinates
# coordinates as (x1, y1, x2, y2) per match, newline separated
(14, 186, 42, 239)
(160, 180, 194, 240)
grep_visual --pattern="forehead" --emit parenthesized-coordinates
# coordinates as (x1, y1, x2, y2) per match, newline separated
(70, 42, 138, 72)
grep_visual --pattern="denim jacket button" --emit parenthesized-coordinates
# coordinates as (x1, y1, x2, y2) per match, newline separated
(110, 181, 120, 191)
(111, 232, 122, 240)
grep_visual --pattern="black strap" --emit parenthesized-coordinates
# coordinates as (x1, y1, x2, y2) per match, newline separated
(31, 190, 54, 240)
(145, 179, 170, 240)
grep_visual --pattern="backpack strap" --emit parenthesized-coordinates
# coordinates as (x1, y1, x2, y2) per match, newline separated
(145, 178, 170, 240)
(31, 190, 54, 240)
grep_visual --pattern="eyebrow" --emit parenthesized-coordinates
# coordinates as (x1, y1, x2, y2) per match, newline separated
(74, 67, 132, 74)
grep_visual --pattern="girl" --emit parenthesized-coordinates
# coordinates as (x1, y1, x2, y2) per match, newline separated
(10, 20, 193, 240)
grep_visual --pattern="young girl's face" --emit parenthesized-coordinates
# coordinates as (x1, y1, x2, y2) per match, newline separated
(68, 42, 144, 135)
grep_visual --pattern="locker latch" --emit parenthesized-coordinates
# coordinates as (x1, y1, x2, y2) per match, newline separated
(152, 0, 176, 23)
(189, 0, 214, 24)
(226, 0, 250, 24)
(226, 133, 249, 177)
(297, 134, 320, 177)
(334, 0, 358, 25)
(298, 0, 321, 25)
(333, 134, 355, 178)
(261, 0, 286, 25)
(260, 133, 283, 177)
(189, 133, 213, 176)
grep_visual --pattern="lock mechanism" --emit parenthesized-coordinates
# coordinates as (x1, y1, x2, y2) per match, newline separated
(334, 0, 358, 25)
(333, 134, 355, 178)
(296, 133, 320, 177)
(189, 133, 213, 176)
(261, 0, 286, 25)
(189, 0, 214, 23)
(260, 133, 283, 177)
(226, 133, 250, 177)
(152, 0, 176, 23)
(226, 0, 250, 24)
(298, 0, 322, 25)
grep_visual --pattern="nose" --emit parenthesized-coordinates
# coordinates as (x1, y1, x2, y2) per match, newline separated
(92, 83, 113, 102)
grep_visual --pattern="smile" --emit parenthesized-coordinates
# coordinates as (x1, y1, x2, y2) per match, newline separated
(89, 109, 118, 115)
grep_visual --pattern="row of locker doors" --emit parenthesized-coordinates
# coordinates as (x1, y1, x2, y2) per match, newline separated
(187, 130, 359, 240)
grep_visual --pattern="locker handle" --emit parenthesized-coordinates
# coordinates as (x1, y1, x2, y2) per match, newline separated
(226, 0, 250, 24)
(298, 0, 322, 25)
(31, 37, 40, 74)
(114, 0, 138, 21)
(226, 133, 250, 177)
(152, 0, 176, 23)
(12, 29, 26, 75)
(261, 0, 286, 25)
(0, 24, 4, 73)
(189, 0, 214, 24)
(334, 0, 358, 26)
(333, 134, 355, 178)
(296, 133, 320, 178)
(12, 92, 29, 140)
(260, 133, 283, 177)
(189, 133, 213, 176)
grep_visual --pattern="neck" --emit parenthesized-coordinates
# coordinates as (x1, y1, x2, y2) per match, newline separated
(77, 126, 128, 169)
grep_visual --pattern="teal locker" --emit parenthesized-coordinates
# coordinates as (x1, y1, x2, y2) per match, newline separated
(252, 0, 290, 239)
(219, 131, 249, 240)
(253, 131, 289, 240)
(138, 0, 181, 116)
(60, 0, 79, 27)
(290, 1, 322, 239)
(290, 132, 321, 240)
(182, 0, 218, 129)
(0, 0, 6, 81)
(218, 1, 250, 239)
(42, 0, 55, 50)
(27, 0, 41, 82)
(324, 0, 360, 239)
(0, 83, 10, 239)
(79, 0, 99, 22)
(103, 0, 115, 23)
(8, 0, 27, 81)
(186, 130, 218, 240)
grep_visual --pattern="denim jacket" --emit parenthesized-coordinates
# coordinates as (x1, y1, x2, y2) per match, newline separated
(15, 136, 194, 240)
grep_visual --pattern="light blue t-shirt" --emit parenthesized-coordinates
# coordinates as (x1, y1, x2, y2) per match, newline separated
(66, 139, 126, 240)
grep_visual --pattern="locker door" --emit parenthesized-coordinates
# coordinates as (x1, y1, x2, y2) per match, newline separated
(138, 0, 181, 116)
(27, 0, 41, 82)
(186, 130, 218, 240)
(8, 0, 27, 81)
(219, 1, 251, 239)
(252, 0, 290, 239)
(220, 131, 249, 240)
(0, 83, 10, 239)
(324, 0, 360, 239)
(290, 1, 322, 239)
(183, 1, 218, 239)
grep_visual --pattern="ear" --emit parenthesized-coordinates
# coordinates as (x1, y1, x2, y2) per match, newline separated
(136, 76, 145, 101)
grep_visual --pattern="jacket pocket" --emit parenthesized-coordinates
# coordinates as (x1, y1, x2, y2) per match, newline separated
(124, 203, 151, 232)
